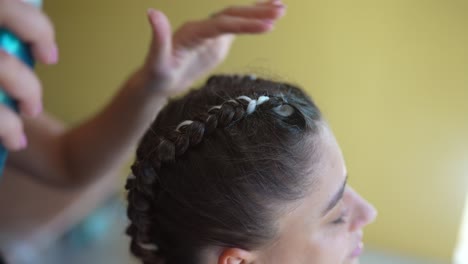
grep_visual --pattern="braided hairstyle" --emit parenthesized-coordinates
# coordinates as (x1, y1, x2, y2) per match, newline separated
(126, 75, 323, 264)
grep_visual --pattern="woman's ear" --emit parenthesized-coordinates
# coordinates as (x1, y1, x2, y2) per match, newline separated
(218, 248, 256, 264)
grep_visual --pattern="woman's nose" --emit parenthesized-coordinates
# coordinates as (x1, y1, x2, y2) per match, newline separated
(347, 187, 378, 232)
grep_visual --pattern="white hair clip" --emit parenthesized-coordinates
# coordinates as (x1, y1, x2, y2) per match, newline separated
(227, 99, 239, 105)
(208, 105, 222, 113)
(273, 104, 295, 117)
(128, 173, 136, 180)
(247, 74, 257, 80)
(139, 242, 159, 251)
(237, 95, 270, 115)
(176, 120, 194, 132)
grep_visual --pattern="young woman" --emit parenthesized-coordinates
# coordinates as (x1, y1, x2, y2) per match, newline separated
(126, 74, 377, 264)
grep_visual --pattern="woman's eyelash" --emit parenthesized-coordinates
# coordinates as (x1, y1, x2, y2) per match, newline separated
(332, 216, 346, 225)
(331, 208, 349, 225)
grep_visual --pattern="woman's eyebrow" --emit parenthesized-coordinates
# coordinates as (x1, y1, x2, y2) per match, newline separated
(322, 175, 348, 217)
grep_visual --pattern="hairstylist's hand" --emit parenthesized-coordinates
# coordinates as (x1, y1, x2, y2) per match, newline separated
(0, 0, 58, 150)
(138, 0, 286, 97)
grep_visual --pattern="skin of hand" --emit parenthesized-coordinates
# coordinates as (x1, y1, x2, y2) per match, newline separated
(134, 0, 286, 98)
(0, 0, 58, 150)
(0, 2, 286, 260)
(2, 0, 286, 186)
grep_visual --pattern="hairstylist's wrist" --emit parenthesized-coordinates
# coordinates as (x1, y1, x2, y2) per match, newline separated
(126, 67, 173, 99)
(134, 65, 193, 99)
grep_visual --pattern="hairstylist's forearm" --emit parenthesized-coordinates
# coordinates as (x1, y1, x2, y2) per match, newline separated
(9, 69, 168, 187)
(52, 1, 285, 186)
(8, 2, 285, 186)
(57, 70, 168, 186)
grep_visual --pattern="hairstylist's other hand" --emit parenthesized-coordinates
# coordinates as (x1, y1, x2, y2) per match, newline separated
(138, 0, 286, 97)
(0, 0, 58, 151)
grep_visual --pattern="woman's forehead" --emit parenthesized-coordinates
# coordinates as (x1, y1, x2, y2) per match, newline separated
(304, 125, 348, 217)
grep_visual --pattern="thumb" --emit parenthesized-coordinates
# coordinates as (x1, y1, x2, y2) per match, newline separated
(145, 9, 172, 69)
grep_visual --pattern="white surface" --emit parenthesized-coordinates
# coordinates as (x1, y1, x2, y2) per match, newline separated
(454, 194, 468, 264)
(361, 250, 448, 264)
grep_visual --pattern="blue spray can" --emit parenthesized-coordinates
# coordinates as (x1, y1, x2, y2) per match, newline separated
(0, 0, 42, 177)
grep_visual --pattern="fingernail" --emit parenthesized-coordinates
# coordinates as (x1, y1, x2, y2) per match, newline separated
(19, 134, 28, 149)
(49, 44, 59, 64)
(147, 8, 156, 17)
(263, 19, 275, 25)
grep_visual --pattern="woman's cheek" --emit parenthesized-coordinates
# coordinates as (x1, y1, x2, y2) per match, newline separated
(312, 229, 350, 264)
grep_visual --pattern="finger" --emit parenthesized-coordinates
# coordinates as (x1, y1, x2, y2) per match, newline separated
(256, 0, 283, 6)
(220, 4, 286, 20)
(183, 15, 275, 41)
(146, 8, 172, 67)
(0, 0, 58, 64)
(0, 104, 27, 151)
(0, 50, 42, 117)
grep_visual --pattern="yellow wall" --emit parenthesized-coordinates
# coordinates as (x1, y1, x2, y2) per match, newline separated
(38, 0, 468, 261)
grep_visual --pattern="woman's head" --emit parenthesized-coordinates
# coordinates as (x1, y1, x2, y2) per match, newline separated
(126, 75, 377, 264)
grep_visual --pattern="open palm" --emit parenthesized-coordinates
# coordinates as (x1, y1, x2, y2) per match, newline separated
(141, 0, 286, 97)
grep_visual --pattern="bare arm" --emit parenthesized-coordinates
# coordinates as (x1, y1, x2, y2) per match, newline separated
(8, 72, 164, 187)
(0, 113, 120, 261)
(6, 2, 285, 187)
(0, 0, 285, 259)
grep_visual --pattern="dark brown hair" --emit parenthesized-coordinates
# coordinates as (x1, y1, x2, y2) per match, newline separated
(126, 75, 323, 264)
